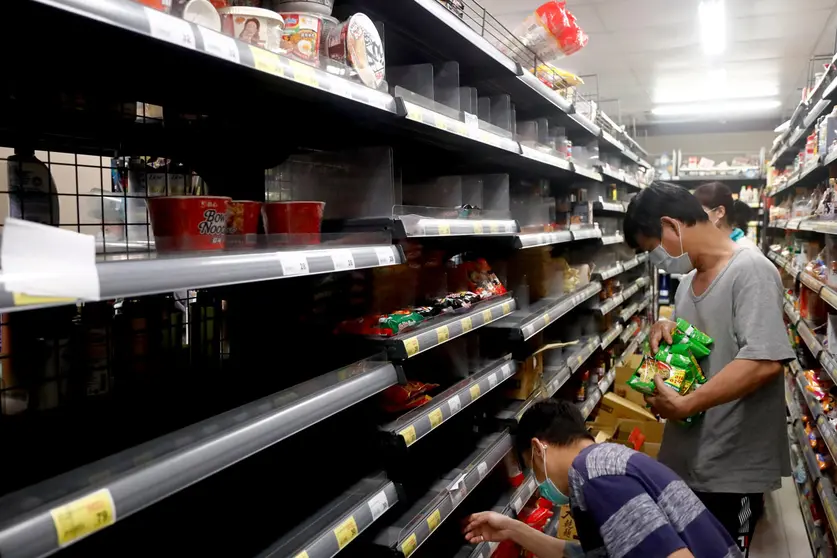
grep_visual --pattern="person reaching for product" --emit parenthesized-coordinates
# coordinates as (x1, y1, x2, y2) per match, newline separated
(623, 183, 794, 556)
(692, 181, 759, 251)
(463, 400, 741, 558)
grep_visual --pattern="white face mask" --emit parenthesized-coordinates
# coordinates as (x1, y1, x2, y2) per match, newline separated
(649, 222, 694, 274)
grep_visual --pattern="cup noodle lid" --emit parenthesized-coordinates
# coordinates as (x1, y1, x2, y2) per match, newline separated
(344, 14, 385, 89)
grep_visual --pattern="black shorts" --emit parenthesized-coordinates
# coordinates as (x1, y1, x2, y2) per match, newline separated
(695, 491, 765, 556)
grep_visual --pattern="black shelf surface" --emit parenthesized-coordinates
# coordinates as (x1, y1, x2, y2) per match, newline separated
(381, 356, 516, 449)
(256, 474, 400, 558)
(0, 244, 404, 314)
(371, 431, 512, 557)
(486, 282, 602, 341)
(373, 295, 516, 360)
(0, 358, 399, 558)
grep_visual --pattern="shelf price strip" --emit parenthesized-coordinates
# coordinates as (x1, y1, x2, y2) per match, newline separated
(388, 360, 516, 448)
(517, 282, 603, 340)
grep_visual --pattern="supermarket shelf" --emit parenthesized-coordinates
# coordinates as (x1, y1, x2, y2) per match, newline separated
(486, 283, 602, 341)
(578, 387, 603, 419)
(671, 173, 765, 183)
(567, 336, 603, 374)
(591, 293, 624, 315)
(598, 166, 642, 189)
(594, 254, 647, 282)
(617, 325, 650, 366)
(372, 431, 512, 557)
(381, 356, 516, 449)
(786, 380, 802, 423)
(592, 201, 627, 214)
(376, 295, 516, 360)
(600, 323, 625, 350)
(574, 165, 604, 181)
(793, 475, 830, 558)
(396, 217, 519, 238)
(795, 413, 825, 482)
(515, 227, 605, 249)
(818, 477, 837, 547)
(257, 475, 399, 558)
(770, 150, 837, 197)
(0, 359, 400, 558)
(600, 234, 625, 246)
(456, 473, 538, 558)
(792, 416, 837, 558)
(496, 359, 577, 425)
(617, 292, 651, 324)
(0, 244, 404, 314)
(598, 366, 618, 395)
(619, 321, 640, 345)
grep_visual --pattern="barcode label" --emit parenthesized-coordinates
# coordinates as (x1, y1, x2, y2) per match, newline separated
(374, 247, 397, 266)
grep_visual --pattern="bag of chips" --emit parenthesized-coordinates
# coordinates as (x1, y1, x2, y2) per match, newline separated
(676, 318, 713, 347)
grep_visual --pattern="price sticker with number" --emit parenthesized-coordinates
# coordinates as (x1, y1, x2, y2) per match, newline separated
(473, 222, 484, 234)
(470, 384, 481, 401)
(482, 309, 493, 323)
(51, 489, 116, 547)
(293, 552, 310, 558)
(330, 249, 356, 271)
(427, 509, 442, 532)
(400, 425, 417, 446)
(429, 408, 444, 429)
(334, 516, 359, 549)
(406, 104, 424, 123)
(435, 115, 449, 131)
(448, 394, 462, 415)
(198, 27, 240, 63)
(402, 534, 418, 557)
(280, 252, 310, 276)
(437, 223, 451, 236)
(145, 7, 196, 49)
(487, 373, 497, 389)
(436, 325, 451, 344)
(289, 60, 319, 87)
(543, 312, 550, 326)
(404, 337, 420, 357)
(477, 462, 488, 479)
(502, 302, 512, 314)
(461, 317, 473, 332)
(374, 246, 397, 266)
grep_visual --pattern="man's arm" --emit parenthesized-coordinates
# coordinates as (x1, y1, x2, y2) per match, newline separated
(507, 522, 580, 557)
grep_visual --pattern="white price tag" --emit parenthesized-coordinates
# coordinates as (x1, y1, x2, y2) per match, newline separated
(367, 490, 390, 521)
(280, 253, 309, 276)
(145, 8, 196, 50)
(464, 112, 479, 130)
(502, 363, 512, 378)
(198, 27, 239, 63)
(477, 462, 488, 479)
(512, 496, 523, 512)
(330, 249, 356, 271)
(374, 246, 397, 266)
(487, 373, 498, 389)
(448, 394, 462, 415)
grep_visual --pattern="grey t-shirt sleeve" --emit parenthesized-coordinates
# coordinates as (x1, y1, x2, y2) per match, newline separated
(732, 258, 795, 362)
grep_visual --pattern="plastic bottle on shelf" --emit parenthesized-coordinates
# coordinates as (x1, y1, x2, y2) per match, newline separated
(7, 147, 60, 226)
(739, 186, 748, 203)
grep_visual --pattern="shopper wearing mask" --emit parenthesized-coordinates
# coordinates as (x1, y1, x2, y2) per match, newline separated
(463, 400, 740, 558)
(692, 181, 760, 251)
(622, 183, 794, 555)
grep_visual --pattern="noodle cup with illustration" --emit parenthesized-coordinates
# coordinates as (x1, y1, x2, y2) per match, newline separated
(226, 200, 262, 248)
(148, 196, 231, 252)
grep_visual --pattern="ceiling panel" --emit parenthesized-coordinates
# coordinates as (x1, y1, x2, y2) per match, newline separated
(595, 0, 700, 32)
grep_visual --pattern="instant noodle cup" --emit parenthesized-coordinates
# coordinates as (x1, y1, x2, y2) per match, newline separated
(226, 200, 262, 248)
(262, 201, 325, 244)
(279, 12, 336, 65)
(148, 196, 231, 252)
(274, 0, 334, 16)
(326, 14, 386, 89)
(218, 6, 284, 52)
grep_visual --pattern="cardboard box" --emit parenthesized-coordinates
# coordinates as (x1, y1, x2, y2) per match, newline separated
(612, 418, 665, 443)
(644, 442, 661, 459)
(556, 505, 579, 542)
(613, 354, 642, 399)
(598, 392, 656, 423)
(505, 352, 543, 400)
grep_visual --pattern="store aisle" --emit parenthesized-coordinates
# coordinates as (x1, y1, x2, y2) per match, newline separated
(751, 477, 811, 558)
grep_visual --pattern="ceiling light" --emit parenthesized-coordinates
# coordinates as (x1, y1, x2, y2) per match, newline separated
(699, 0, 726, 55)
(651, 99, 781, 117)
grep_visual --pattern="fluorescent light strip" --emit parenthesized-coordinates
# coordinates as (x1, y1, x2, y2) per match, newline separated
(699, 0, 726, 55)
(651, 99, 781, 116)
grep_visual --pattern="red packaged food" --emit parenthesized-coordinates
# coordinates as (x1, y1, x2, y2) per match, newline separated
(262, 201, 325, 245)
(380, 381, 439, 412)
(226, 200, 261, 248)
(508, 1, 588, 64)
(148, 196, 231, 252)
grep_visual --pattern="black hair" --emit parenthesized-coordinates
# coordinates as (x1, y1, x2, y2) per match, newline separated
(693, 181, 733, 221)
(515, 399, 593, 459)
(623, 182, 709, 249)
(730, 200, 754, 231)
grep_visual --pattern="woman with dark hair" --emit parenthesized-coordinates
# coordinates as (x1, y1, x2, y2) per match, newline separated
(239, 18, 261, 46)
(692, 181, 760, 251)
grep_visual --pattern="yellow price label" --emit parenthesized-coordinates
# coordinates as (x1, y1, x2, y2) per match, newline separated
(470, 384, 481, 401)
(427, 509, 442, 532)
(436, 117, 448, 131)
(14, 293, 76, 306)
(294, 553, 310, 558)
(502, 302, 512, 314)
(51, 489, 116, 546)
(404, 337, 420, 357)
(461, 317, 473, 332)
(333, 516, 359, 549)
(436, 325, 450, 344)
(402, 533, 418, 557)
(543, 312, 550, 326)
(406, 105, 424, 123)
(249, 46, 283, 76)
(490, 223, 500, 233)
(438, 223, 451, 235)
(482, 309, 493, 323)
(473, 222, 484, 234)
(289, 60, 318, 87)
(400, 425, 417, 446)
(429, 408, 443, 429)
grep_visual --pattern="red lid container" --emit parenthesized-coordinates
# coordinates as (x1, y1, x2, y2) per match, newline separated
(148, 196, 231, 252)
(262, 201, 325, 244)
(226, 200, 262, 248)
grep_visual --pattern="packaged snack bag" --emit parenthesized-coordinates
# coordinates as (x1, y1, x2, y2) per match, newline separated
(654, 346, 693, 370)
(671, 329, 711, 358)
(676, 318, 713, 347)
(628, 354, 690, 396)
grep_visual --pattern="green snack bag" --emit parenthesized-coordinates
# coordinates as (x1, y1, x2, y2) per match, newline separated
(671, 330, 711, 358)
(676, 318, 713, 347)
(654, 346, 693, 370)
(628, 354, 690, 396)
(688, 351, 707, 384)
(668, 342, 694, 356)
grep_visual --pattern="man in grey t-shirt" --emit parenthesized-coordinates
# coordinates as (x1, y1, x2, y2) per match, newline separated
(623, 184, 794, 556)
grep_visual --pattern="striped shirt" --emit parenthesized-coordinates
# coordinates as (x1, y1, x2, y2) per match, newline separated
(568, 443, 742, 558)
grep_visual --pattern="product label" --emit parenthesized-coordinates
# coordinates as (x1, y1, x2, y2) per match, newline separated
(461, 317, 473, 332)
(487, 373, 498, 389)
(426, 509, 442, 532)
(199, 27, 240, 63)
(482, 309, 493, 323)
(470, 384, 481, 401)
(330, 249, 355, 271)
(502, 302, 512, 314)
(477, 462, 488, 479)
(367, 490, 390, 521)
(436, 325, 450, 344)
(51, 489, 116, 547)
(429, 408, 444, 429)
(404, 337, 420, 357)
(400, 425, 417, 446)
(401, 534, 418, 557)
(448, 394, 462, 415)
(374, 246, 397, 266)
(198, 208, 227, 242)
(333, 516, 359, 549)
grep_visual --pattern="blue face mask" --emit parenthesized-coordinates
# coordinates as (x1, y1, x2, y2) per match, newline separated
(534, 443, 570, 506)
(649, 222, 694, 274)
